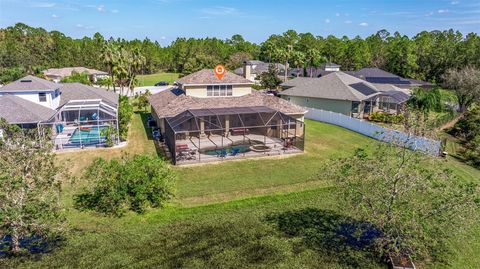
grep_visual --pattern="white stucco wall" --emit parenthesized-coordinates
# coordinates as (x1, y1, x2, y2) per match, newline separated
(0, 90, 60, 110)
(184, 85, 252, 97)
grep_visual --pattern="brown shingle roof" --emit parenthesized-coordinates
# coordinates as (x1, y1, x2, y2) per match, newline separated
(176, 69, 253, 86)
(149, 89, 306, 119)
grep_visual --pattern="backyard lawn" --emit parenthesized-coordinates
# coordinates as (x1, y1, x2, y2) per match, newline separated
(137, 72, 180, 86)
(6, 113, 480, 268)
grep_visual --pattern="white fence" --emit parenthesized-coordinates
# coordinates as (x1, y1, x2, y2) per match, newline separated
(305, 107, 442, 156)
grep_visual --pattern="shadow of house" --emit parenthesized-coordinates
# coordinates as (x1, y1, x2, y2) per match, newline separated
(267, 208, 383, 268)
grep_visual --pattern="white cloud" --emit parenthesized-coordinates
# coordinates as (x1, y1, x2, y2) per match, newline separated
(76, 23, 84, 28)
(201, 6, 237, 16)
(344, 20, 352, 24)
(97, 5, 105, 12)
(438, 9, 449, 13)
(451, 1, 460, 5)
(51, 14, 58, 18)
(425, 11, 434, 16)
(160, 36, 166, 40)
(30, 2, 56, 8)
(111, 9, 119, 13)
(335, 12, 340, 17)
(325, 18, 330, 23)
(359, 22, 368, 26)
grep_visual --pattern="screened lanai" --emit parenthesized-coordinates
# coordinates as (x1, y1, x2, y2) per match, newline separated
(41, 99, 119, 150)
(164, 106, 305, 165)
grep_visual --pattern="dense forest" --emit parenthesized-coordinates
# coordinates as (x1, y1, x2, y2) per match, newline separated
(0, 23, 479, 83)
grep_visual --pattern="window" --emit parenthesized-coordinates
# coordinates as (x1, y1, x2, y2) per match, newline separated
(207, 85, 233, 96)
(351, 101, 360, 113)
(39, 92, 47, 102)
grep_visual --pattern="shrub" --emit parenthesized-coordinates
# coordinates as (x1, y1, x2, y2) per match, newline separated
(369, 112, 404, 124)
(60, 71, 92, 85)
(118, 96, 133, 141)
(74, 155, 176, 216)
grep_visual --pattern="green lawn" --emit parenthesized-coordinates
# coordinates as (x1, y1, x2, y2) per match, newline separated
(137, 72, 180, 86)
(5, 116, 480, 269)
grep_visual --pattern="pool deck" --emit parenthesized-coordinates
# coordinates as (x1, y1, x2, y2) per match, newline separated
(175, 134, 302, 165)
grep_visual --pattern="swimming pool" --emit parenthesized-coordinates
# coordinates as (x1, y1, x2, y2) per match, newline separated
(199, 140, 264, 156)
(69, 126, 108, 145)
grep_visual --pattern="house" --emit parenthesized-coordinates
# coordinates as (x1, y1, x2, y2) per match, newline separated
(279, 71, 410, 118)
(288, 63, 341, 78)
(234, 60, 286, 83)
(43, 67, 109, 83)
(149, 69, 307, 165)
(0, 75, 119, 149)
(346, 68, 433, 89)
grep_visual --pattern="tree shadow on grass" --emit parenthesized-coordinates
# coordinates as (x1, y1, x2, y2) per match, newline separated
(0, 235, 62, 258)
(267, 208, 383, 268)
(137, 111, 164, 157)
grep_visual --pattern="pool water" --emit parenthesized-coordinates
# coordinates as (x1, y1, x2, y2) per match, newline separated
(69, 126, 108, 144)
(200, 140, 264, 156)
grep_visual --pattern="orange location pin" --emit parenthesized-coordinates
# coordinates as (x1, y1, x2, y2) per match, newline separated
(214, 64, 226, 80)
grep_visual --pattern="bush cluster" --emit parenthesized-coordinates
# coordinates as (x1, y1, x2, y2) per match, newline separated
(369, 111, 404, 124)
(74, 155, 176, 216)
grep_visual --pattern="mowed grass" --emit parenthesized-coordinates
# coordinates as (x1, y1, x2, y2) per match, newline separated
(5, 115, 480, 269)
(137, 72, 180, 86)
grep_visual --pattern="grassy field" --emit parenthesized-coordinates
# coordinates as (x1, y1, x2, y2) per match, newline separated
(137, 72, 180, 86)
(5, 113, 480, 268)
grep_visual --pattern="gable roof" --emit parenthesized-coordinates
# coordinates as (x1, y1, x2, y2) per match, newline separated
(149, 88, 306, 119)
(43, 67, 108, 78)
(0, 75, 59, 92)
(176, 69, 253, 86)
(279, 72, 379, 101)
(59, 83, 119, 107)
(281, 77, 319, 88)
(0, 95, 56, 124)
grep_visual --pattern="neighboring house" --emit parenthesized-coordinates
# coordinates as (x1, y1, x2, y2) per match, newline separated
(288, 63, 341, 78)
(149, 69, 307, 165)
(0, 75, 119, 149)
(279, 71, 410, 118)
(234, 60, 286, 83)
(346, 68, 433, 89)
(43, 67, 109, 83)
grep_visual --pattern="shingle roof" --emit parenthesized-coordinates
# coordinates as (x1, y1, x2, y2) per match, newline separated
(281, 77, 319, 88)
(43, 67, 108, 78)
(149, 89, 306, 118)
(176, 69, 253, 85)
(0, 75, 59, 92)
(279, 72, 380, 101)
(233, 61, 286, 76)
(348, 68, 432, 88)
(0, 95, 56, 124)
(59, 83, 119, 106)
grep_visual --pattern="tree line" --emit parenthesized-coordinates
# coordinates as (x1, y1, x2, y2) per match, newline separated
(1, 23, 479, 83)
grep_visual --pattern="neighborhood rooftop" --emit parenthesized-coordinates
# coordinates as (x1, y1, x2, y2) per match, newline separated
(0, 75, 59, 92)
(43, 67, 108, 77)
(0, 95, 56, 124)
(175, 69, 253, 85)
(279, 72, 382, 101)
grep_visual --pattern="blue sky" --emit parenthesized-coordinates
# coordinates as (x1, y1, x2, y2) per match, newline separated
(1, 0, 479, 45)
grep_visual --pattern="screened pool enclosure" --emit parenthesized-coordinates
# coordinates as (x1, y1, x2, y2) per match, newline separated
(164, 106, 305, 165)
(40, 99, 119, 150)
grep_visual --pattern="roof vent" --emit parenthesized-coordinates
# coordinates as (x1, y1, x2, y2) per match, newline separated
(20, 79, 32, 83)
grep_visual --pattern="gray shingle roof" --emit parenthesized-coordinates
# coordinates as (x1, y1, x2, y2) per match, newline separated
(43, 67, 108, 78)
(59, 83, 119, 106)
(176, 69, 253, 85)
(0, 95, 56, 124)
(279, 72, 380, 101)
(0, 75, 59, 92)
(281, 77, 318, 88)
(149, 89, 306, 118)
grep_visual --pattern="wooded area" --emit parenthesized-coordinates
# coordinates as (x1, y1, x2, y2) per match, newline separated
(0, 23, 479, 83)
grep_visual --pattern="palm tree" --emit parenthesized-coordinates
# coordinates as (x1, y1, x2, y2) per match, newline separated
(274, 45, 292, 82)
(291, 51, 305, 77)
(127, 48, 146, 96)
(305, 48, 326, 78)
(102, 42, 118, 92)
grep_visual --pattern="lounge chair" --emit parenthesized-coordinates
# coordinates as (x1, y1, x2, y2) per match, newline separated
(230, 147, 240, 156)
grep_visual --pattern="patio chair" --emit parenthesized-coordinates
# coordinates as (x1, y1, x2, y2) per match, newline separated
(217, 149, 227, 158)
(230, 147, 240, 156)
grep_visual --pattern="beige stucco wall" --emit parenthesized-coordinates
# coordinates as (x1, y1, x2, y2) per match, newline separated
(283, 95, 353, 116)
(183, 85, 252, 97)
